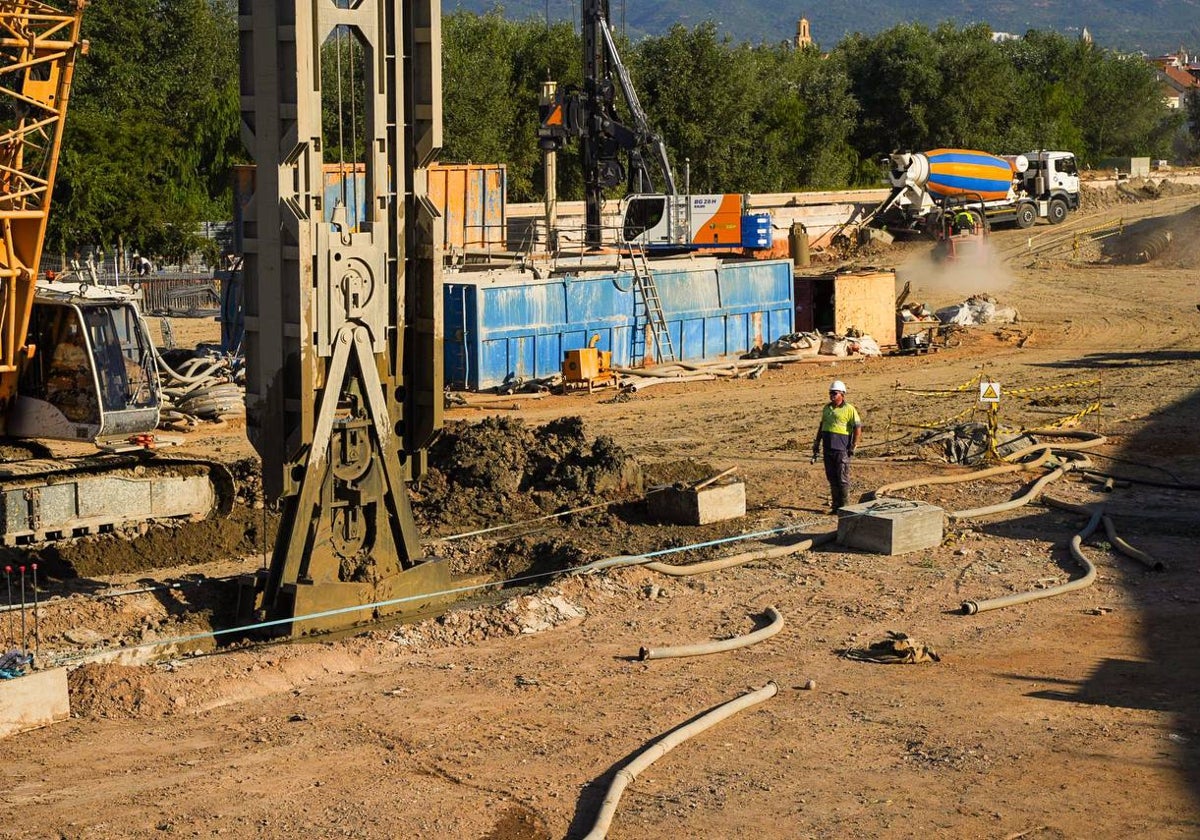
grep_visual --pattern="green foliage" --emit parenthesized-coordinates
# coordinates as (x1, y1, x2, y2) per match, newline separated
(442, 11, 581, 202)
(836, 22, 1178, 166)
(50, 0, 240, 262)
(1185, 92, 1200, 162)
(48, 7, 1183, 249)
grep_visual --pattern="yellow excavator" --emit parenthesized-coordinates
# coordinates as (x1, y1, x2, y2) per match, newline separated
(0, 0, 232, 546)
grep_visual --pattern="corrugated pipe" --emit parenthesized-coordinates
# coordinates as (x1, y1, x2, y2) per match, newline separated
(960, 499, 1102, 615)
(581, 682, 778, 840)
(1079, 467, 1200, 493)
(1001, 430, 1107, 463)
(623, 374, 717, 391)
(949, 458, 1085, 520)
(871, 448, 1054, 500)
(1102, 514, 1164, 572)
(639, 606, 783, 661)
(644, 532, 835, 576)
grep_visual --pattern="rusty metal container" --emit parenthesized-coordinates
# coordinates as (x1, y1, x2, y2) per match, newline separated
(233, 162, 506, 257)
(427, 163, 506, 253)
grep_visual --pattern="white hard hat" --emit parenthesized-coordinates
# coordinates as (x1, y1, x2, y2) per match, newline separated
(830, 380, 847, 393)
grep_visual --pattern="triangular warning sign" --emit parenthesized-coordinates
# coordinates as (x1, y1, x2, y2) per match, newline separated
(980, 381, 1000, 402)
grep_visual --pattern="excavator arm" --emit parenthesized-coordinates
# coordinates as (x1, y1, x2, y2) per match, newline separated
(0, 0, 84, 427)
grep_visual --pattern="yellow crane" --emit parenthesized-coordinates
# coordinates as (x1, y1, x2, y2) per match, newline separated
(0, 0, 84, 423)
(0, 1, 233, 546)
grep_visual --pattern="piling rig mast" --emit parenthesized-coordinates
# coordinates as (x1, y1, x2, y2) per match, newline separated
(235, 0, 448, 635)
(539, 0, 675, 248)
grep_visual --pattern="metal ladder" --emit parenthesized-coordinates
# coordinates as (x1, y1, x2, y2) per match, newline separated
(626, 242, 675, 365)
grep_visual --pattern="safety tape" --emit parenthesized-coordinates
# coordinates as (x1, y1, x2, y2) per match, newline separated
(896, 404, 977, 430)
(1039, 401, 1101, 429)
(998, 400, 1101, 432)
(1004, 379, 1100, 396)
(894, 372, 983, 396)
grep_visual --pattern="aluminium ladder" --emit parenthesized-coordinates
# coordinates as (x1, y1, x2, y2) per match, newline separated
(626, 242, 675, 365)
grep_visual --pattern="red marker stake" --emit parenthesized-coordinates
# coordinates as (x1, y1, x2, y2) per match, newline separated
(18, 565, 26, 656)
(31, 563, 39, 662)
(3, 566, 11, 649)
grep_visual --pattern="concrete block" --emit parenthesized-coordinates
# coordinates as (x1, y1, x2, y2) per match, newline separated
(837, 499, 944, 555)
(0, 667, 70, 739)
(647, 481, 746, 525)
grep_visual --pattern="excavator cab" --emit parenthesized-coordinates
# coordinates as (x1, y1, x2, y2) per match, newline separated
(10, 283, 160, 442)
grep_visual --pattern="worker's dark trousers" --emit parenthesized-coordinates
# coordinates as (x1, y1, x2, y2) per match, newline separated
(823, 448, 852, 511)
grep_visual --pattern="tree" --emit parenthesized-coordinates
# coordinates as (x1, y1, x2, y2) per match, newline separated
(442, 12, 579, 202)
(837, 25, 944, 158)
(1184, 90, 1200, 162)
(750, 44, 858, 190)
(48, 0, 241, 264)
(630, 23, 760, 193)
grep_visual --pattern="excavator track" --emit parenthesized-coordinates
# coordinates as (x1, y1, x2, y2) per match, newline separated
(0, 453, 236, 546)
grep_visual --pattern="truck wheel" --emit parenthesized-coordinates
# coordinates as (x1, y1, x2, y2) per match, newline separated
(1047, 198, 1068, 225)
(1015, 203, 1037, 229)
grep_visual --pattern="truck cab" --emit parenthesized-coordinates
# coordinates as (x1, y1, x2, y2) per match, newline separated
(9, 283, 160, 441)
(1020, 151, 1081, 219)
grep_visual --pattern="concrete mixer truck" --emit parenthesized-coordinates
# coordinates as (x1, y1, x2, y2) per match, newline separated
(873, 148, 1080, 235)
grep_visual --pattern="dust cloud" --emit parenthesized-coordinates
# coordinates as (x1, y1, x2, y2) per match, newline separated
(895, 240, 1016, 306)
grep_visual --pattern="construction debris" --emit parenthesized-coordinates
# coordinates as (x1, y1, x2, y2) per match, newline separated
(845, 631, 940, 664)
(935, 294, 1020, 326)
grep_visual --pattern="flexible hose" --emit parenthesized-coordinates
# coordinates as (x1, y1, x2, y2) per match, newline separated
(1001, 430, 1107, 463)
(872, 449, 1054, 499)
(1102, 515, 1165, 572)
(949, 461, 1077, 520)
(1079, 467, 1200, 493)
(581, 682, 778, 840)
(623, 374, 717, 391)
(644, 532, 835, 576)
(153, 348, 227, 385)
(639, 606, 783, 661)
(960, 500, 1101, 615)
(154, 350, 245, 425)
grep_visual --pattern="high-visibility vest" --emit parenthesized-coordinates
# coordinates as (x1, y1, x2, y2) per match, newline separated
(820, 402, 862, 436)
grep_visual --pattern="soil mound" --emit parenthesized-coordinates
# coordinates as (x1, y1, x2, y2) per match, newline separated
(1102, 204, 1200, 268)
(415, 416, 643, 531)
(1079, 178, 1200, 214)
(31, 506, 274, 578)
(69, 662, 174, 719)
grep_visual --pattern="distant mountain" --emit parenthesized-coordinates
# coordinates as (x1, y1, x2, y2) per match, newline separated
(444, 0, 1200, 56)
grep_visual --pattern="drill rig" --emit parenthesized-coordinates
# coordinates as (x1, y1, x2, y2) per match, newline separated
(538, 0, 675, 249)
(234, 0, 450, 635)
(538, 0, 771, 254)
(0, 0, 232, 546)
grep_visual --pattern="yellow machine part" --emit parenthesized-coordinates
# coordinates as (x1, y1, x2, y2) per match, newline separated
(0, 0, 86, 419)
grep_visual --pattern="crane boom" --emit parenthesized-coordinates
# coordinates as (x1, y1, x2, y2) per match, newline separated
(0, 0, 84, 427)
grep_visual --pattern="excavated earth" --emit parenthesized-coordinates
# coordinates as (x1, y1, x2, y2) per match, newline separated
(3, 184, 1200, 839)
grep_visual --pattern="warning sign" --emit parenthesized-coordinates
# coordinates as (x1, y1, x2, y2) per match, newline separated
(979, 380, 1001, 403)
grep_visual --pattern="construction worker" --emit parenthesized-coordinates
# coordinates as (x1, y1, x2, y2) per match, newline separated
(811, 379, 862, 514)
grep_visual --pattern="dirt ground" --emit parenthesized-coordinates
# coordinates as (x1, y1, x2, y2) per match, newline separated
(3, 188, 1200, 839)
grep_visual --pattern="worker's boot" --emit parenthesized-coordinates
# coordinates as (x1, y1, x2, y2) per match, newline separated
(830, 487, 844, 514)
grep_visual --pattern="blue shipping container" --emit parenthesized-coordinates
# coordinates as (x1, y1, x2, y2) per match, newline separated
(445, 258, 794, 390)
